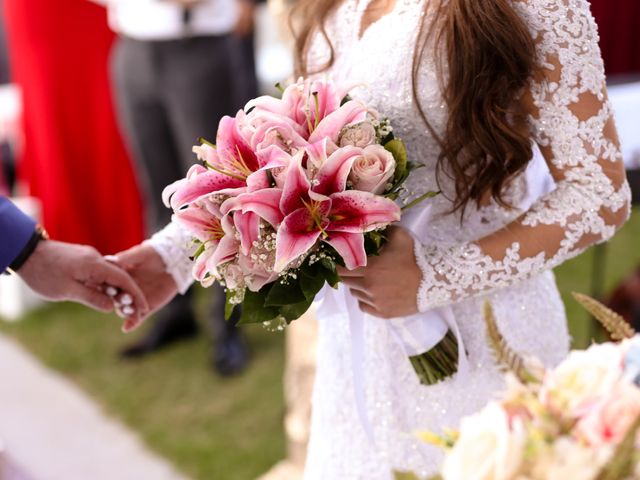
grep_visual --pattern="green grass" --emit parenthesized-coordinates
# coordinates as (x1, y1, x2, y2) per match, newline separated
(1, 207, 639, 479)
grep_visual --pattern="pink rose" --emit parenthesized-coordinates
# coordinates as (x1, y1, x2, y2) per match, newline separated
(348, 144, 396, 194)
(574, 382, 640, 447)
(338, 121, 377, 148)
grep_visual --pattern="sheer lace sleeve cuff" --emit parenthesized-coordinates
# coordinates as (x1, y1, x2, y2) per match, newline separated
(414, 240, 545, 312)
(414, 242, 493, 312)
(144, 222, 195, 295)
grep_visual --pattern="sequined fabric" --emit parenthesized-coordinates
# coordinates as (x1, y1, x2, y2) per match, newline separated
(302, 0, 630, 479)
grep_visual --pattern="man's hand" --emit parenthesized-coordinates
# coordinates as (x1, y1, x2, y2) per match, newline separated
(17, 240, 149, 319)
(337, 227, 422, 319)
(108, 244, 179, 333)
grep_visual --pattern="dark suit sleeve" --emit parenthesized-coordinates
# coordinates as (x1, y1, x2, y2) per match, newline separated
(0, 197, 37, 271)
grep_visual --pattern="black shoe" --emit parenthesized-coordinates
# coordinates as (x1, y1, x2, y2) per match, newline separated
(120, 309, 199, 359)
(213, 333, 249, 376)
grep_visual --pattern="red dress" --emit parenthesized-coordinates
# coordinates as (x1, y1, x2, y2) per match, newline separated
(4, 0, 144, 253)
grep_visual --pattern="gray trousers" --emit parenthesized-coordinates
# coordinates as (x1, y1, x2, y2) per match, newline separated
(111, 34, 239, 334)
(111, 35, 236, 229)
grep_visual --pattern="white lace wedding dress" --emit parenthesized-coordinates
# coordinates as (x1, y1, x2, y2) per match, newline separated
(148, 0, 631, 478)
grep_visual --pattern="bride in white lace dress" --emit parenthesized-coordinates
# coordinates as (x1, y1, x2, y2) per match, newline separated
(115, 0, 631, 478)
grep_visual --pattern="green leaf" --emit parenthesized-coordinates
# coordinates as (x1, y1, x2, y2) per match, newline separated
(364, 230, 387, 256)
(278, 297, 314, 323)
(318, 257, 341, 287)
(265, 279, 307, 307)
(384, 139, 408, 183)
(299, 265, 327, 299)
(320, 256, 337, 272)
(238, 288, 279, 325)
(324, 268, 340, 288)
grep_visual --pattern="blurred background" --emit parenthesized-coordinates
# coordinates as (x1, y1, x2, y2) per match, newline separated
(0, 1, 638, 479)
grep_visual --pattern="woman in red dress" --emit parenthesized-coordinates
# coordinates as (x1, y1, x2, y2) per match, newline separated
(3, 0, 143, 253)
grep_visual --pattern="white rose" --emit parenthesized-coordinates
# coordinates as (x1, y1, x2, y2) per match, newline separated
(348, 144, 396, 194)
(338, 121, 377, 148)
(442, 402, 527, 480)
(542, 342, 623, 416)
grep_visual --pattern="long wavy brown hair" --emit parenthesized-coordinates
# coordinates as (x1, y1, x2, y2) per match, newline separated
(289, 0, 538, 214)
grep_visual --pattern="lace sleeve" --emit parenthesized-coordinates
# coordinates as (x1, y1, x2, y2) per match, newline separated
(144, 221, 195, 295)
(415, 0, 631, 312)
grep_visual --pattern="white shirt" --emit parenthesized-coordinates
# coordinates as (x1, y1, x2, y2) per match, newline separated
(93, 0, 239, 41)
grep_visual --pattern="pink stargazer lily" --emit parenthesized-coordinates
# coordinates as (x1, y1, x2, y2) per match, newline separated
(246, 79, 344, 129)
(193, 115, 272, 191)
(162, 164, 245, 211)
(246, 79, 367, 141)
(226, 147, 401, 272)
(173, 199, 240, 285)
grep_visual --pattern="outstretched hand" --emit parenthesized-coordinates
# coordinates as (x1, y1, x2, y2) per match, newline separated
(18, 240, 150, 319)
(337, 226, 422, 319)
(107, 244, 179, 333)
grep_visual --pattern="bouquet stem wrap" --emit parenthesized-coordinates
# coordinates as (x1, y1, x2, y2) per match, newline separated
(390, 308, 468, 386)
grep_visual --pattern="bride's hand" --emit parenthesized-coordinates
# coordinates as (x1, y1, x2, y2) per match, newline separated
(107, 244, 179, 333)
(337, 226, 422, 318)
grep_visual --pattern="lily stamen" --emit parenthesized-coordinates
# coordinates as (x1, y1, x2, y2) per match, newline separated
(301, 197, 329, 238)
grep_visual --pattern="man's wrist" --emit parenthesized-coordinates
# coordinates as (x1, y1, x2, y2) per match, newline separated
(6, 224, 49, 274)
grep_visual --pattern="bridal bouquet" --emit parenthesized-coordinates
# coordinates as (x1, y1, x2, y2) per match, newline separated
(163, 78, 431, 327)
(406, 295, 640, 480)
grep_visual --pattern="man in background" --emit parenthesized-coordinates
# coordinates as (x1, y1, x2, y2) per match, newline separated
(98, 0, 261, 375)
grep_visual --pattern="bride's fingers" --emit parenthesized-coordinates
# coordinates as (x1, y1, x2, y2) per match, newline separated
(340, 276, 369, 292)
(336, 265, 366, 278)
(348, 288, 374, 304)
(357, 300, 379, 317)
